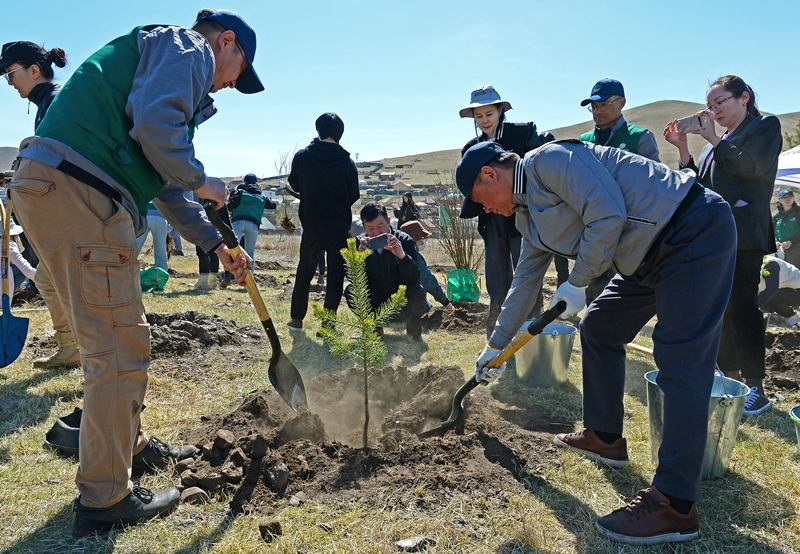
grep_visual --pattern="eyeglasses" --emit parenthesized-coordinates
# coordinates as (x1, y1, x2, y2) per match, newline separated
(2, 65, 25, 83)
(707, 95, 735, 112)
(587, 97, 621, 113)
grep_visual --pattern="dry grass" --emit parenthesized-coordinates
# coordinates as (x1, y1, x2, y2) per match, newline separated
(1, 237, 800, 553)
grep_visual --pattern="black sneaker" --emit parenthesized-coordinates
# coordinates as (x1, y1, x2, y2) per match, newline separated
(73, 486, 180, 536)
(131, 436, 196, 477)
(743, 387, 771, 416)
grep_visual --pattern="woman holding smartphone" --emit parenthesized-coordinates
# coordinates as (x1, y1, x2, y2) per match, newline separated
(664, 75, 782, 416)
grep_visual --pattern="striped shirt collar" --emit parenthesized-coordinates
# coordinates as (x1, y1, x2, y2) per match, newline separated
(494, 121, 504, 141)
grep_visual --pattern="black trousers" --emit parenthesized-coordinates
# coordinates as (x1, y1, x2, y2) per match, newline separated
(196, 245, 219, 274)
(762, 288, 800, 318)
(290, 233, 348, 320)
(717, 249, 767, 380)
(345, 282, 428, 337)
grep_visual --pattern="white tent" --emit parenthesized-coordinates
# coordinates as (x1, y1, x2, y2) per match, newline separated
(775, 145, 800, 189)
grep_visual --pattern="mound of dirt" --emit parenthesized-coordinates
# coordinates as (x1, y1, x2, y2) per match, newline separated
(765, 331, 800, 390)
(256, 260, 286, 271)
(253, 273, 283, 288)
(146, 311, 261, 358)
(11, 285, 44, 307)
(277, 282, 325, 302)
(422, 301, 487, 333)
(180, 365, 572, 515)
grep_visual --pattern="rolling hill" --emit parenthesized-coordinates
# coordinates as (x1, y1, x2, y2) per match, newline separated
(371, 100, 800, 184)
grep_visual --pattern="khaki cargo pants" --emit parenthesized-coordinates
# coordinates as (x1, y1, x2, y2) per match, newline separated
(10, 158, 150, 508)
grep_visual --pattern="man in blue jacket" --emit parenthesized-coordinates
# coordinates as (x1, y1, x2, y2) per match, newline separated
(458, 140, 735, 545)
(8, 9, 259, 535)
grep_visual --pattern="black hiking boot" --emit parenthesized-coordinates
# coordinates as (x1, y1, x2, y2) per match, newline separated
(72, 486, 180, 536)
(131, 436, 196, 477)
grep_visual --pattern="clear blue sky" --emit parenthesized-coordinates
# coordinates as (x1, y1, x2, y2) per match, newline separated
(2, 0, 797, 178)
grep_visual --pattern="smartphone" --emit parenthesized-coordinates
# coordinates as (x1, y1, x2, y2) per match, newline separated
(675, 114, 706, 134)
(365, 233, 389, 250)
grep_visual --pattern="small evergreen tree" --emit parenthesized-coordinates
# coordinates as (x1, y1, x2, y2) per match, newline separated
(312, 238, 406, 448)
(784, 120, 800, 150)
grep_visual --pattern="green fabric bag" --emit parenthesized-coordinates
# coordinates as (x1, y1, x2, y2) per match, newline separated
(140, 267, 169, 292)
(446, 268, 479, 303)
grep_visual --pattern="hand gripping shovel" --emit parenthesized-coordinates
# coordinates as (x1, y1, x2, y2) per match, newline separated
(418, 300, 566, 439)
(0, 200, 29, 367)
(203, 202, 307, 412)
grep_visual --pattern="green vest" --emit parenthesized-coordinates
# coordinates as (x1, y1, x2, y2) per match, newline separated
(232, 190, 267, 221)
(580, 121, 646, 154)
(775, 210, 800, 246)
(36, 25, 201, 215)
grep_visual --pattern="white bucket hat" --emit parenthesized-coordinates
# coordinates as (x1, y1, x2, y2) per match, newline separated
(459, 84, 513, 118)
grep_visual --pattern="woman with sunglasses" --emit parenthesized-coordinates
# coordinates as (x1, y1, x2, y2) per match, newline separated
(664, 75, 782, 416)
(1, 41, 67, 130)
(1, 41, 77, 369)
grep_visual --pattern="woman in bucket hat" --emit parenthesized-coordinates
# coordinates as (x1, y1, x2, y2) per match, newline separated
(459, 84, 554, 337)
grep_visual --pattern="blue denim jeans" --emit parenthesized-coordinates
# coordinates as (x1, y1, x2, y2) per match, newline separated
(136, 212, 168, 271)
(232, 219, 259, 261)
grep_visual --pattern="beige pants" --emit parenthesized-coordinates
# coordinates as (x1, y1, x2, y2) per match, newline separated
(11, 158, 149, 508)
(34, 261, 70, 334)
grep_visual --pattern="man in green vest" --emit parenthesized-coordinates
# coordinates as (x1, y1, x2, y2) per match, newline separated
(578, 78, 661, 306)
(7, 8, 262, 535)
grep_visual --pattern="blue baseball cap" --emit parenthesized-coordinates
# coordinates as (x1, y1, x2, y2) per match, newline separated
(455, 141, 507, 218)
(580, 78, 625, 107)
(244, 173, 258, 184)
(195, 9, 264, 94)
(779, 189, 795, 198)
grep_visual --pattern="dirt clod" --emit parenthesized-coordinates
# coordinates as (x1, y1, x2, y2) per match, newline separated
(146, 311, 260, 358)
(258, 519, 283, 542)
(765, 331, 800, 391)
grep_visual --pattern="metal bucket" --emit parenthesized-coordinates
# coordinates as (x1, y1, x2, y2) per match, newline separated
(645, 370, 749, 479)
(790, 406, 800, 455)
(514, 321, 575, 388)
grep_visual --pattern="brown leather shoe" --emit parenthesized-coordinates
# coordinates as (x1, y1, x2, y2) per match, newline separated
(595, 486, 699, 545)
(554, 429, 629, 467)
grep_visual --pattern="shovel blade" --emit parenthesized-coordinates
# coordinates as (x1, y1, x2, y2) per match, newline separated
(268, 349, 308, 412)
(1, 294, 28, 368)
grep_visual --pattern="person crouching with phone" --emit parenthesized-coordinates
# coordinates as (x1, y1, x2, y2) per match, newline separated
(348, 202, 428, 341)
(664, 75, 782, 416)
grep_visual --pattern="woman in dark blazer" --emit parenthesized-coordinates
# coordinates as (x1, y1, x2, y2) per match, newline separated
(664, 75, 782, 416)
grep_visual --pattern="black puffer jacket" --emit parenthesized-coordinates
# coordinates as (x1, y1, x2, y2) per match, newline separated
(361, 228, 420, 303)
(462, 120, 555, 238)
(288, 138, 359, 237)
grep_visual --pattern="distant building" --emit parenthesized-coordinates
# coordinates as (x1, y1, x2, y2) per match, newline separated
(379, 172, 396, 181)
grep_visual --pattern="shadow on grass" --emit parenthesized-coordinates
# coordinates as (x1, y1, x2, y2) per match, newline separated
(740, 404, 798, 444)
(0, 368, 79, 442)
(2, 501, 237, 554)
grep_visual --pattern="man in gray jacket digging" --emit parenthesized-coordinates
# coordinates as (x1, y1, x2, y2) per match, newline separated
(457, 140, 736, 545)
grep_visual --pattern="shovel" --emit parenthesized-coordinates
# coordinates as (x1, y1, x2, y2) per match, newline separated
(203, 201, 307, 412)
(418, 300, 566, 438)
(0, 200, 29, 367)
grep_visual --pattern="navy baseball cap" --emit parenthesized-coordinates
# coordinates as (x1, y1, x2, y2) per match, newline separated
(779, 189, 794, 198)
(0, 41, 48, 72)
(580, 78, 625, 106)
(455, 141, 507, 218)
(195, 9, 264, 94)
(244, 173, 258, 184)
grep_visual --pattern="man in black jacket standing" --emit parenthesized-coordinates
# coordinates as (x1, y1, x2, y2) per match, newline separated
(349, 202, 428, 340)
(287, 113, 359, 331)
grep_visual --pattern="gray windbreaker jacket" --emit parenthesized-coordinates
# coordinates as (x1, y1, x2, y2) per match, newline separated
(489, 140, 697, 348)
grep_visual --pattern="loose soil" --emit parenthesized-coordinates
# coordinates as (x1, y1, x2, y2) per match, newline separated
(147, 311, 262, 358)
(421, 301, 487, 333)
(179, 365, 573, 515)
(765, 331, 800, 391)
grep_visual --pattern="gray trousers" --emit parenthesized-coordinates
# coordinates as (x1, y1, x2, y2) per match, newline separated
(580, 187, 736, 502)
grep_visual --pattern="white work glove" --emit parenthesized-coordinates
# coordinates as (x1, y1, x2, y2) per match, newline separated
(475, 345, 506, 385)
(549, 281, 587, 318)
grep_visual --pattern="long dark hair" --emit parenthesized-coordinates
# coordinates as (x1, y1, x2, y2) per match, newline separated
(710, 75, 760, 117)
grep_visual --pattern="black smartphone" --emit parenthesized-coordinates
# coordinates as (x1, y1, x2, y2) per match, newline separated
(366, 233, 389, 250)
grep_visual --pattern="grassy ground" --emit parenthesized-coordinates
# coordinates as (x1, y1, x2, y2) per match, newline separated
(1, 235, 799, 553)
